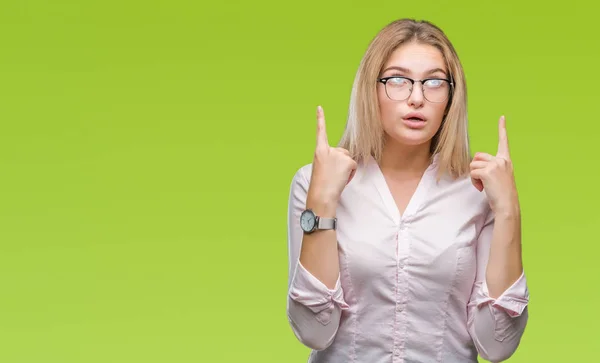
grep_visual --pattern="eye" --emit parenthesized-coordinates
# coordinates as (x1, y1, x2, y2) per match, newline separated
(424, 79, 444, 88)
(387, 77, 410, 87)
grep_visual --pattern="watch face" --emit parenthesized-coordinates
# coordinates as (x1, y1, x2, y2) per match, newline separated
(300, 210, 316, 232)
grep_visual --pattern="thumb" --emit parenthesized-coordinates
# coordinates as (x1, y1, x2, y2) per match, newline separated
(471, 176, 484, 192)
(347, 160, 358, 185)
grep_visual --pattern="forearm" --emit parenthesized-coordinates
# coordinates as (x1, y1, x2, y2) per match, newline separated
(299, 195, 341, 290)
(469, 209, 529, 362)
(287, 283, 344, 351)
(485, 206, 523, 299)
(288, 193, 347, 351)
(470, 301, 528, 362)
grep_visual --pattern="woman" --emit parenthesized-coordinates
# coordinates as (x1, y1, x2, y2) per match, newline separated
(286, 18, 529, 363)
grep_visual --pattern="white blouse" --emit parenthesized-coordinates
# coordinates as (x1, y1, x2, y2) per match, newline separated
(286, 154, 529, 363)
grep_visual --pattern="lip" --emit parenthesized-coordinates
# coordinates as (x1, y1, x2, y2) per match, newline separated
(403, 112, 427, 121)
(402, 112, 427, 129)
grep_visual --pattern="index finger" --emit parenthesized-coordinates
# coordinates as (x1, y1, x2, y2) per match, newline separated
(497, 115, 510, 158)
(316, 105, 329, 148)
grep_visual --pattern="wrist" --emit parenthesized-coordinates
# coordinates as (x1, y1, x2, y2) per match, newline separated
(493, 203, 521, 220)
(492, 194, 520, 216)
(306, 194, 338, 218)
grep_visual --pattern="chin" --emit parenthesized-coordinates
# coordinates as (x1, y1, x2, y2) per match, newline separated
(385, 128, 436, 147)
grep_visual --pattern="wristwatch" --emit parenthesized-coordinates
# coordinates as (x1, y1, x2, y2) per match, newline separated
(300, 209, 337, 234)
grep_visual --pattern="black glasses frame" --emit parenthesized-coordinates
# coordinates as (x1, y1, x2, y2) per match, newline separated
(377, 76, 454, 103)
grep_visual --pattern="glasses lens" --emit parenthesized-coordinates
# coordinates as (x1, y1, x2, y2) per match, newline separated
(423, 79, 450, 103)
(385, 77, 412, 101)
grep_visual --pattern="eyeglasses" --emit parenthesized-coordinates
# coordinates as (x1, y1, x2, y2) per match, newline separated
(377, 76, 454, 103)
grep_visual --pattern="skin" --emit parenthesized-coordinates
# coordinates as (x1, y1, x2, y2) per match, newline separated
(470, 117, 523, 298)
(301, 41, 523, 297)
(378, 42, 449, 153)
(377, 41, 451, 215)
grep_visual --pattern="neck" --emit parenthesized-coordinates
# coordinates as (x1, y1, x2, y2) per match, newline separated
(379, 137, 433, 175)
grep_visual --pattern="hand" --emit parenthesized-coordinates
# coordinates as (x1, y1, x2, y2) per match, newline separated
(307, 106, 357, 208)
(470, 116, 520, 214)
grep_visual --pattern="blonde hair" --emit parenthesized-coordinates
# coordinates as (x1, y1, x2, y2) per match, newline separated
(337, 18, 470, 180)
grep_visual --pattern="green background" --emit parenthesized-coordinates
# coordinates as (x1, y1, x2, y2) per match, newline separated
(0, 0, 598, 362)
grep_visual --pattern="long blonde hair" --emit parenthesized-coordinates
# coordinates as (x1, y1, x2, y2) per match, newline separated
(337, 18, 470, 180)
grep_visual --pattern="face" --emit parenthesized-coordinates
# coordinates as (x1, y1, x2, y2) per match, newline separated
(377, 41, 451, 148)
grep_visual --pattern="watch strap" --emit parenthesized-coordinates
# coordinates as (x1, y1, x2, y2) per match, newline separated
(317, 217, 337, 230)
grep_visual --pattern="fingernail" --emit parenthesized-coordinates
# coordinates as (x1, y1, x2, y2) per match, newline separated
(317, 105, 322, 112)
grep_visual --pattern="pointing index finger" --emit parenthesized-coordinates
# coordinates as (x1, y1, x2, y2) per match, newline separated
(316, 105, 329, 148)
(497, 115, 510, 158)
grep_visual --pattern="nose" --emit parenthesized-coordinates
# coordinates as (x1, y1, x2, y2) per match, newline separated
(407, 82, 424, 108)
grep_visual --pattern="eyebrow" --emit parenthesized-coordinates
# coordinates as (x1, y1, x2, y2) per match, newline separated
(382, 66, 448, 77)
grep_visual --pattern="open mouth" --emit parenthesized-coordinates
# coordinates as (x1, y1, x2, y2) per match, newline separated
(402, 113, 427, 129)
(403, 113, 427, 122)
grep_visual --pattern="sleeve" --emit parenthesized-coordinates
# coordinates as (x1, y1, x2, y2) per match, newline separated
(286, 166, 349, 351)
(466, 208, 530, 363)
